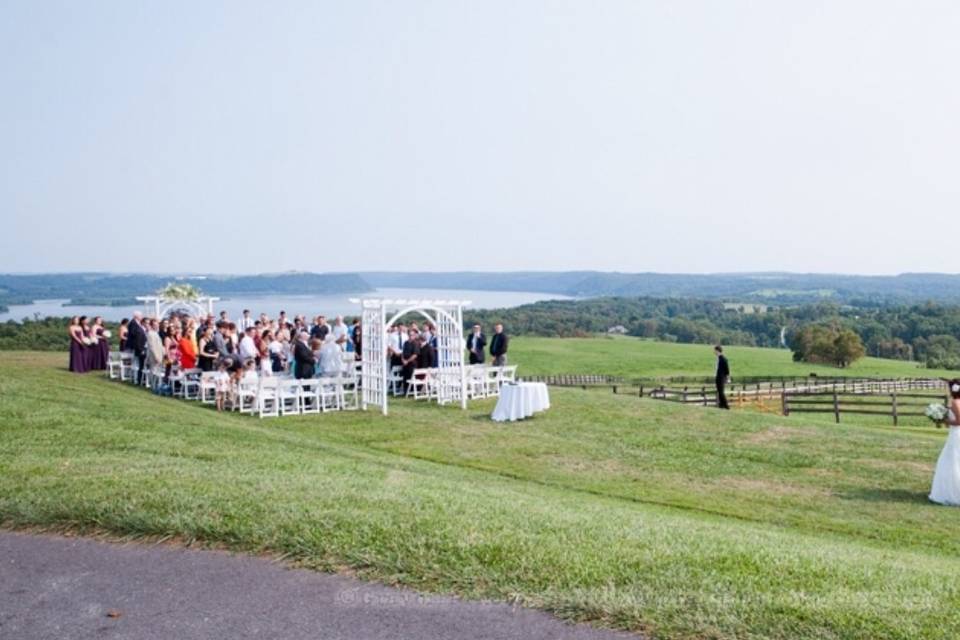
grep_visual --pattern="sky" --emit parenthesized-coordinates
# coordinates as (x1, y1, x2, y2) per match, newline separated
(2, 1, 959, 275)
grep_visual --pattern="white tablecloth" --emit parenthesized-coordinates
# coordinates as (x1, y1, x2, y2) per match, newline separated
(491, 382, 550, 422)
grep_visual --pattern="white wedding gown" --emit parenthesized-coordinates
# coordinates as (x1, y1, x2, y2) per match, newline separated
(930, 421, 960, 506)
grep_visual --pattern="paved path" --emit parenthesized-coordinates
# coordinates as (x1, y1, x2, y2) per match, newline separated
(0, 531, 636, 640)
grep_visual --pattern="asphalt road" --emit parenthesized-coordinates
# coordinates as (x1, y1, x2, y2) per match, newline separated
(0, 531, 637, 640)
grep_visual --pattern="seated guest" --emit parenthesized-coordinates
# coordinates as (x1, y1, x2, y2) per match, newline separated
(467, 324, 486, 364)
(293, 331, 316, 379)
(387, 325, 402, 368)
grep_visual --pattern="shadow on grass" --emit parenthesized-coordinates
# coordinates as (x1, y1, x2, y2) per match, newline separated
(840, 488, 932, 504)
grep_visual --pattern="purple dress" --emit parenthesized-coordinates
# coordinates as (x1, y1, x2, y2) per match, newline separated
(68, 328, 89, 373)
(97, 327, 110, 370)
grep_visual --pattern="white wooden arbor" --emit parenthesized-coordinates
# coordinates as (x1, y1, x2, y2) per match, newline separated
(136, 295, 220, 319)
(352, 298, 470, 415)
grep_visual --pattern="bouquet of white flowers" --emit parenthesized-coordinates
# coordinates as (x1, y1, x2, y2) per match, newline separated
(102, 330, 112, 338)
(925, 403, 949, 428)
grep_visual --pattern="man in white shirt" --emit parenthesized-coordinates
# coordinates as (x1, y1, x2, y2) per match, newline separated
(238, 326, 258, 363)
(239, 309, 255, 332)
(387, 325, 402, 367)
(332, 316, 349, 347)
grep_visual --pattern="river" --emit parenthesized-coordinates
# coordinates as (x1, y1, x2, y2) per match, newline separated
(0, 288, 571, 322)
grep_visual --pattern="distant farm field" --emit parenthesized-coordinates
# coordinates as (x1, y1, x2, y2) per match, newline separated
(2, 351, 959, 639)
(510, 335, 956, 379)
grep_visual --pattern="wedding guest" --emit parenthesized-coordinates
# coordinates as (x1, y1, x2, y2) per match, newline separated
(311, 315, 331, 341)
(163, 327, 181, 382)
(418, 334, 436, 369)
(715, 345, 731, 410)
(178, 329, 197, 370)
(387, 325, 403, 368)
(219, 310, 229, 323)
(127, 312, 148, 384)
(146, 319, 165, 373)
(293, 331, 316, 379)
(212, 322, 231, 359)
(352, 322, 362, 361)
(214, 361, 231, 411)
(467, 324, 486, 365)
(401, 328, 420, 392)
(240, 309, 255, 331)
(490, 323, 509, 366)
(238, 326, 258, 363)
(265, 330, 286, 373)
(332, 316, 349, 345)
(198, 325, 217, 372)
(118, 318, 129, 351)
(319, 334, 342, 377)
(68, 316, 89, 373)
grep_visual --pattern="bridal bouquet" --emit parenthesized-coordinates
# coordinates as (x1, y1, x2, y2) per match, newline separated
(925, 403, 949, 428)
(102, 330, 112, 338)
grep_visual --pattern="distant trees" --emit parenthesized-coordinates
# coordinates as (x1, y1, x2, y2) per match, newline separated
(789, 325, 866, 368)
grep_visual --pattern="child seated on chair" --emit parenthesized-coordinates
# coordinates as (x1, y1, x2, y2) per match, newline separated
(214, 361, 232, 412)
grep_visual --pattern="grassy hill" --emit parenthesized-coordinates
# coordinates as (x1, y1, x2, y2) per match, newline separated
(2, 352, 959, 639)
(510, 335, 957, 379)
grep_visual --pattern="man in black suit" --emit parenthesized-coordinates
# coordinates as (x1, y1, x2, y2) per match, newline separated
(466, 324, 486, 364)
(400, 328, 420, 393)
(293, 332, 316, 379)
(715, 345, 731, 410)
(126, 312, 148, 385)
(490, 323, 509, 366)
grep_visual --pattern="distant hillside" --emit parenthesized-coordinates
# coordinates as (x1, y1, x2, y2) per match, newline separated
(363, 271, 960, 304)
(0, 272, 372, 306)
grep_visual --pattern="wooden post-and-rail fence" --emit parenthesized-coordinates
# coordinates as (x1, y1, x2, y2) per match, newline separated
(525, 374, 946, 420)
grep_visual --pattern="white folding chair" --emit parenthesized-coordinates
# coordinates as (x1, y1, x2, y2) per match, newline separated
(388, 366, 404, 396)
(107, 351, 123, 379)
(199, 372, 218, 404)
(237, 378, 259, 413)
(278, 379, 302, 416)
(119, 352, 134, 382)
(338, 373, 358, 410)
(316, 377, 340, 412)
(180, 368, 202, 400)
(257, 378, 279, 418)
(299, 380, 321, 414)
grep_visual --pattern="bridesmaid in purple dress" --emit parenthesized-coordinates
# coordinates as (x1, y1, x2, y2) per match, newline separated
(68, 316, 89, 373)
(91, 316, 109, 370)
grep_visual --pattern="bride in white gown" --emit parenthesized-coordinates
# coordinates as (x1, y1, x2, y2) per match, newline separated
(930, 380, 960, 506)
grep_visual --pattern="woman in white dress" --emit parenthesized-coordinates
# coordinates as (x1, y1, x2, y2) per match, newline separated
(930, 380, 960, 506)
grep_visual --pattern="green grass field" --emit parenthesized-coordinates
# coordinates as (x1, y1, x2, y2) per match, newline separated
(2, 351, 959, 639)
(510, 335, 957, 380)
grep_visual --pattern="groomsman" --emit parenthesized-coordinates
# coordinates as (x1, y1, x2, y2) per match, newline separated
(466, 324, 486, 364)
(715, 345, 731, 410)
(490, 324, 509, 366)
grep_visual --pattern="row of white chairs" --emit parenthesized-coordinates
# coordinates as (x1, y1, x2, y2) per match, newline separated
(106, 351, 358, 418)
(402, 365, 518, 401)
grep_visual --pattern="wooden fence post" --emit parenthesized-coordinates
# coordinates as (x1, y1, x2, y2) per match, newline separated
(833, 392, 840, 423)
(782, 392, 789, 416)
(891, 392, 898, 426)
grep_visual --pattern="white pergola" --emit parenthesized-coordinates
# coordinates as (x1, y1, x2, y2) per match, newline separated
(136, 295, 220, 319)
(352, 298, 469, 415)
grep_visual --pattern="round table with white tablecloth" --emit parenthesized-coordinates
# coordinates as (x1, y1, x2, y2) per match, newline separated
(491, 382, 550, 422)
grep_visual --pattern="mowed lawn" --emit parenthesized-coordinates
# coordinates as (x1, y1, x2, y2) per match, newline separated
(2, 352, 960, 639)
(510, 335, 957, 380)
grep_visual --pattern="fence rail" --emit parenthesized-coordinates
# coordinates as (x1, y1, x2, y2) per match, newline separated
(524, 373, 948, 421)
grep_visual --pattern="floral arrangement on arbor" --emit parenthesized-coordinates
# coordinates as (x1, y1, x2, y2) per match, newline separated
(158, 282, 202, 301)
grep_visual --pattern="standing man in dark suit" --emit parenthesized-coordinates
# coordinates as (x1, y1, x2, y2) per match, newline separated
(466, 324, 486, 365)
(127, 312, 148, 385)
(400, 328, 420, 393)
(715, 345, 730, 410)
(490, 323, 509, 366)
(293, 332, 316, 379)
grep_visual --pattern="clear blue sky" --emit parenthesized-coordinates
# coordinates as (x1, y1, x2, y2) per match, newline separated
(2, 1, 959, 275)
